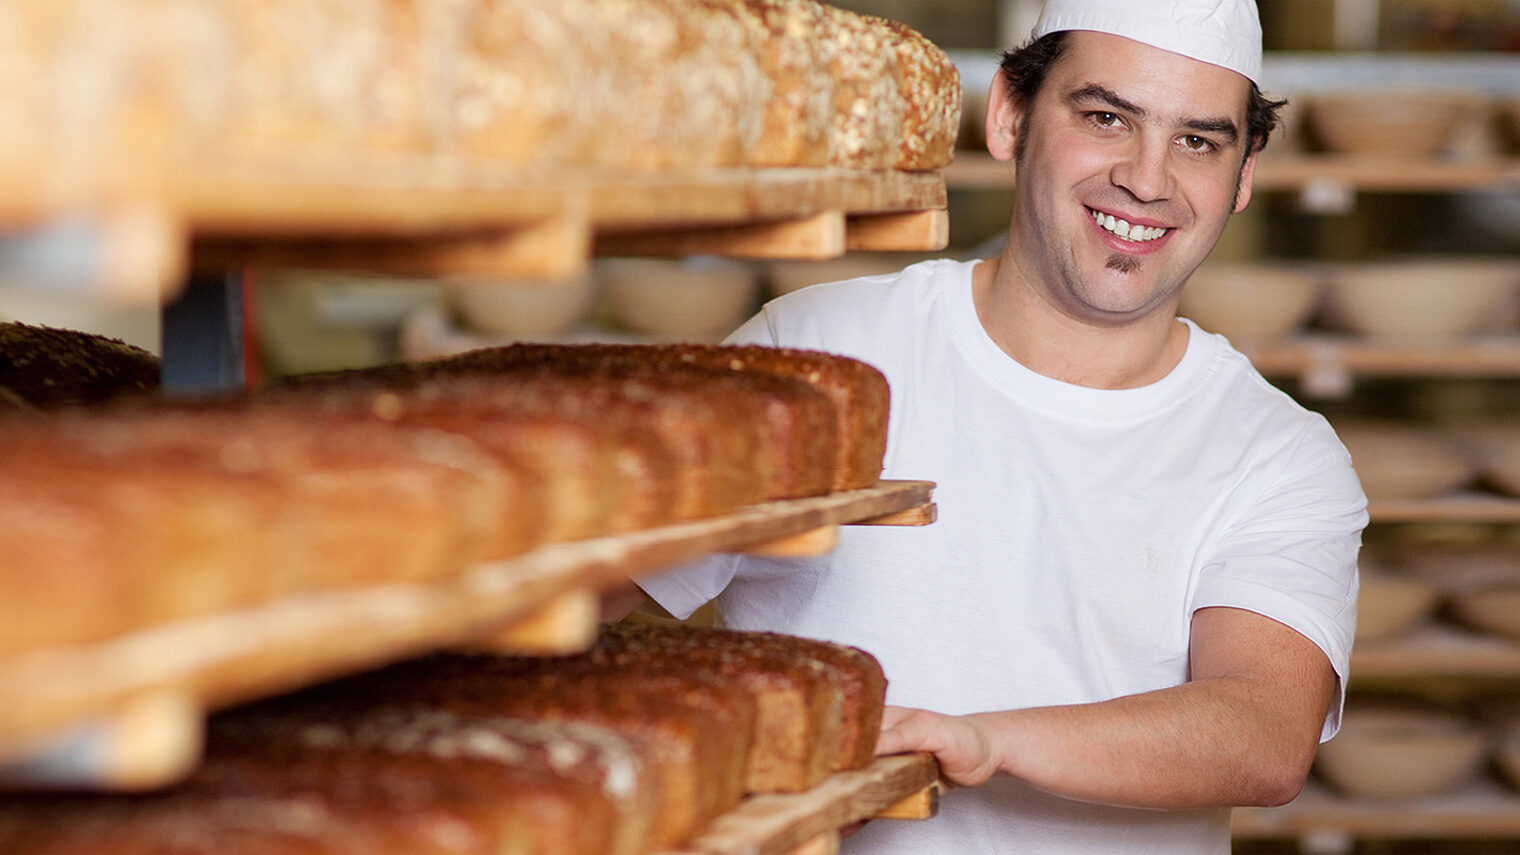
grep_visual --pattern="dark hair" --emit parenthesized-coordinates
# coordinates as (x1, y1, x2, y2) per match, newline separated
(997, 31, 1287, 163)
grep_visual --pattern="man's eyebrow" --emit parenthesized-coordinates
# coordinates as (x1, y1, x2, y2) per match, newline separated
(1066, 82, 1241, 145)
(1182, 116, 1240, 145)
(1065, 84, 1143, 117)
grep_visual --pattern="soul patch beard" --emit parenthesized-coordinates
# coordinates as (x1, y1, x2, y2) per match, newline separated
(1105, 253, 1140, 274)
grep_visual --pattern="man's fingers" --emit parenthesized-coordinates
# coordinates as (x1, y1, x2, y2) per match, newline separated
(875, 705, 936, 756)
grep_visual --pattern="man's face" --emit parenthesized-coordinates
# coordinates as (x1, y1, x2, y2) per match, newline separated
(1001, 31, 1256, 328)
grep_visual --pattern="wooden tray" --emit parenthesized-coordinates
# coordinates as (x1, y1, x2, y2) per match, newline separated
(0, 480, 935, 789)
(4, 165, 947, 304)
(659, 753, 940, 855)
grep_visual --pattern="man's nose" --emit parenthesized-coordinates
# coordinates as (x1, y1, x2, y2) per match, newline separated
(1109, 135, 1173, 202)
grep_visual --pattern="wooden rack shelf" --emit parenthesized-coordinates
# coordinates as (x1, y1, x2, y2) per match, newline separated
(1242, 335, 1520, 384)
(1352, 625, 1520, 679)
(0, 480, 936, 790)
(1369, 493, 1520, 524)
(1234, 780, 1520, 842)
(943, 153, 1520, 193)
(3, 165, 948, 304)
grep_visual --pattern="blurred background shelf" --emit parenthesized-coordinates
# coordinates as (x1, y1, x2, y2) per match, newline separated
(1234, 781, 1520, 842)
(1352, 625, 1520, 678)
(943, 154, 1520, 193)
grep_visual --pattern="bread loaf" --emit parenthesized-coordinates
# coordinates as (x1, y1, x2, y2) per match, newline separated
(208, 707, 657, 855)
(4, 0, 957, 186)
(435, 342, 888, 490)
(0, 789, 409, 855)
(246, 651, 756, 849)
(427, 346, 842, 501)
(0, 404, 516, 655)
(598, 622, 886, 781)
(0, 709, 657, 855)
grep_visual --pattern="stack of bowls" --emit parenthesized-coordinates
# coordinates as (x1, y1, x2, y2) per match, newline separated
(1321, 257, 1520, 342)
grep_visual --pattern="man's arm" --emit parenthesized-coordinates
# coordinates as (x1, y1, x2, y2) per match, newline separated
(874, 606, 1334, 809)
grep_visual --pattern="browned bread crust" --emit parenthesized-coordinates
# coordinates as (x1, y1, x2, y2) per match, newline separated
(600, 622, 887, 776)
(0, 405, 516, 656)
(436, 342, 888, 491)
(257, 651, 756, 849)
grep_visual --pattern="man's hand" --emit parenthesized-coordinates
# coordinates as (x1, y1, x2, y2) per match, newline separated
(875, 705, 1003, 789)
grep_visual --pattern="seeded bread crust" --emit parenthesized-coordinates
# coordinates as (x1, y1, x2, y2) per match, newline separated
(6, 0, 957, 179)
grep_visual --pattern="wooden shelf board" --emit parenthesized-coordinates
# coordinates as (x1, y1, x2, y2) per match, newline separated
(1244, 335, 1520, 380)
(1369, 493, 1520, 523)
(1351, 624, 1520, 678)
(657, 753, 939, 855)
(943, 153, 1520, 193)
(1234, 779, 1520, 839)
(0, 480, 935, 773)
(1, 165, 946, 294)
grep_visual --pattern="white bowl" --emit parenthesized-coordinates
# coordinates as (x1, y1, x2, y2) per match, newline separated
(1334, 422, 1475, 501)
(1321, 258, 1520, 342)
(1356, 573, 1439, 643)
(1315, 703, 1487, 800)
(447, 276, 595, 337)
(1497, 729, 1520, 794)
(765, 254, 912, 298)
(1451, 423, 1520, 497)
(1178, 262, 1322, 343)
(1306, 88, 1486, 158)
(600, 257, 759, 341)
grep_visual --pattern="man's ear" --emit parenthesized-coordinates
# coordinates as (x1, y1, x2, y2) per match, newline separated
(1233, 148, 1258, 213)
(985, 72, 1022, 162)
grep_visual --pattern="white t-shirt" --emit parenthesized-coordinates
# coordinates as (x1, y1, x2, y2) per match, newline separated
(638, 258, 1366, 855)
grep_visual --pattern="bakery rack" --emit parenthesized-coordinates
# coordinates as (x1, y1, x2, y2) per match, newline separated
(0, 8, 960, 853)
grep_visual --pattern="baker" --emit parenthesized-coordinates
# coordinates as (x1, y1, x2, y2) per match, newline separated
(619, 1, 1368, 852)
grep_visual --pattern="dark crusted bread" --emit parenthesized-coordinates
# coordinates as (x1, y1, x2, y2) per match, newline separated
(0, 708, 655, 855)
(0, 322, 159, 411)
(241, 650, 756, 849)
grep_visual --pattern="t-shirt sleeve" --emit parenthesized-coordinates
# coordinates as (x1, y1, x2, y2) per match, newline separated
(1190, 421, 1368, 741)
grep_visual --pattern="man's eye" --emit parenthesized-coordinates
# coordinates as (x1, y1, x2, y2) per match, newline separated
(1093, 112, 1122, 127)
(1182, 135, 1215, 152)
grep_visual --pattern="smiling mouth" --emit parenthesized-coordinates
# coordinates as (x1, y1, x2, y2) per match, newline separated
(1087, 207, 1169, 243)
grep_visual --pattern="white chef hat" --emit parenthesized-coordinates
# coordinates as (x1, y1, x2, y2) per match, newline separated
(1033, 0, 1263, 85)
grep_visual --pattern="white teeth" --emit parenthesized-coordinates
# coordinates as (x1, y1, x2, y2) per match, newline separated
(1089, 208, 1166, 242)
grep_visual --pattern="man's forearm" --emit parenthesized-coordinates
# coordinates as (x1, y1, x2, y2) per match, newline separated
(876, 608, 1336, 810)
(976, 676, 1319, 808)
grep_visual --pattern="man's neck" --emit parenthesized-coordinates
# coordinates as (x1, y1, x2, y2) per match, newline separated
(971, 254, 1189, 390)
